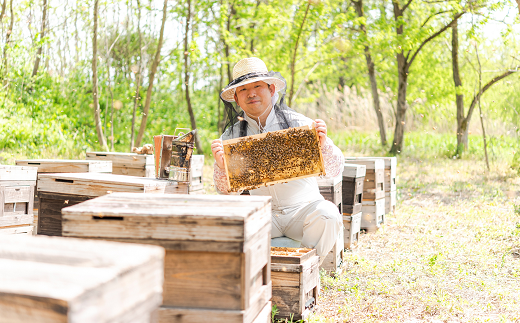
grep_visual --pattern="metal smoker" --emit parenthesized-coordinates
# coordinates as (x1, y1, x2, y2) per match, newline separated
(153, 129, 197, 183)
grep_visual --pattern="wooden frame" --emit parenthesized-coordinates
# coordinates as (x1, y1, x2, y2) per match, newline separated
(0, 235, 163, 323)
(15, 159, 112, 173)
(63, 193, 272, 323)
(271, 247, 320, 321)
(342, 176, 364, 215)
(222, 125, 325, 192)
(317, 174, 342, 214)
(385, 190, 397, 214)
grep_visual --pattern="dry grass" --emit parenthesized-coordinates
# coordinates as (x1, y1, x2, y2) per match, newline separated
(311, 158, 520, 322)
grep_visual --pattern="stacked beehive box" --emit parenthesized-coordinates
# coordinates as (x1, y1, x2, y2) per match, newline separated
(63, 193, 273, 323)
(271, 247, 320, 321)
(316, 174, 342, 213)
(37, 173, 188, 236)
(86, 152, 155, 177)
(344, 158, 385, 232)
(0, 166, 37, 235)
(342, 164, 365, 249)
(189, 154, 204, 194)
(15, 159, 112, 233)
(0, 235, 164, 322)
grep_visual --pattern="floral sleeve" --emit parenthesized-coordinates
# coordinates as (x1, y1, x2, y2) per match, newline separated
(321, 137, 344, 178)
(213, 162, 231, 194)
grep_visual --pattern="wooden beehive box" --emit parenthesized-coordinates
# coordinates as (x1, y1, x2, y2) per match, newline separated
(189, 154, 204, 193)
(386, 190, 397, 214)
(0, 165, 37, 235)
(86, 152, 154, 177)
(37, 173, 188, 236)
(342, 164, 366, 215)
(16, 159, 112, 173)
(344, 158, 384, 201)
(62, 193, 273, 323)
(316, 174, 342, 213)
(222, 125, 325, 192)
(271, 247, 319, 321)
(343, 212, 362, 249)
(0, 234, 164, 323)
(319, 229, 344, 274)
(361, 198, 385, 232)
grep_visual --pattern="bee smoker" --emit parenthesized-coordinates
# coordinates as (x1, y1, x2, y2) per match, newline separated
(153, 129, 197, 183)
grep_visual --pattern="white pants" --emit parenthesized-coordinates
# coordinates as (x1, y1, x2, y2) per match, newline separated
(271, 200, 342, 257)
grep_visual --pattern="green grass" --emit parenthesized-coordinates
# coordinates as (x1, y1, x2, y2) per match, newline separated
(308, 156, 520, 322)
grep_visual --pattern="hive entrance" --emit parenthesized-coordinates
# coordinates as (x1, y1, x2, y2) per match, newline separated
(222, 125, 325, 192)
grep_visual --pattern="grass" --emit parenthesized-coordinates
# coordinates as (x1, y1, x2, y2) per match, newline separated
(309, 157, 520, 322)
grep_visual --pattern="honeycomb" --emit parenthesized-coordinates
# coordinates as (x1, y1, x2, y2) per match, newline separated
(223, 126, 325, 192)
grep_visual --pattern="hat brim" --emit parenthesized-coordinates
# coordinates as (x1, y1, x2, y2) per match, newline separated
(220, 77, 286, 102)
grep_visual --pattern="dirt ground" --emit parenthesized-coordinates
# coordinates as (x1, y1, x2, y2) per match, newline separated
(311, 158, 520, 322)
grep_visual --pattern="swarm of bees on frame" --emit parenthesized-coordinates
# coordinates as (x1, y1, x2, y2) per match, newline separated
(225, 127, 324, 192)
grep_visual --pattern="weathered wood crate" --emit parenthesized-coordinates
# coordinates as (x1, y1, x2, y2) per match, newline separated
(37, 173, 188, 236)
(344, 158, 385, 201)
(223, 125, 325, 192)
(0, 165, 37, 235)
(16, 159, 113, 173)
(343, 212, 362, 249)
(342, 164, 366, 215)
(86, 152, 155, 177)
(316, 174, 342, 213)
(63, 193, 273, 323)
(0, 234, 164, 323)
(189, 154, 204, 193)
(319, 229, 344, 274)
(361, 198, 385, 232)
(271, 247, 319, 321)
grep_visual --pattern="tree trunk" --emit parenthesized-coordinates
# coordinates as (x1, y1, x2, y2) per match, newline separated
(353, 0, 386, 147)
(451, 19, 466, 154)
(475, 44, 490, 170)
(288, 1, 311, 107)
(135, 0, 168, 147)
(0, 0, 7, 23)
(92, 0, 108, 150)
(224, 3, 234, 83)
(32, 0, 47, 77)
(2, 0, 13, 77)
(130, 0, 142, 150)
(184, 0, 202, 153)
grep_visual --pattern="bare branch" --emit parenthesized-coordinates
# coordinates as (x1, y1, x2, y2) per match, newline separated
(407, 12, 463, 69)
(402, 0, 413, 12)
(421, 10, 451, 28)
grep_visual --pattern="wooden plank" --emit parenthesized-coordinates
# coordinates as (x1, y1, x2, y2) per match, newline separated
(222, 125, 325, 192)
(342, 176, 364, 207)
(0, 235, 164, 323)
(0, 225, 34, 235)
(38, 192, 91, 236)
(385, 190, 397, 214)
(86, 151, 154, 167)
(3, 186, 32, 203)
(271, 247, 316, 265)
(0, 166, 38, 181)
(342, 163, 366, 178)
(16, 159, 112, 173)
(343, 212, 361, 249)
(37, 173, 188, 197)
(158, 301, 271, 323)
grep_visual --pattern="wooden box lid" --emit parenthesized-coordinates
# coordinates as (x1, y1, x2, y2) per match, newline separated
(344, 158, 384, 170)
(316, 173, 342, 187)
(37, 173, 186, 197)
(0, 235, 163, 322)
(342, 164, 366, 178)
(16, 159, 112, 173)
(0, 165, 37, 181)
(62, 193, 272, 245)
(86, 152, 154, 168)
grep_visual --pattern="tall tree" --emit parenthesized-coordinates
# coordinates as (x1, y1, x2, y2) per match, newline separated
(135, 0, 168, 147)
(353, 0, 386, 147)
(288, 1, 311, 107)
(32, 0, 48, 77)
(451, 18, 518, 154)
(389, 2, 463, 154)
(184, 0, 203, 153)
(130, 0, 143, 150)
(2, 0, 13, 77)
(92, 0, 108, 150)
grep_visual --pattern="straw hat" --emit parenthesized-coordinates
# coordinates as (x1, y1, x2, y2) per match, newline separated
(220, 57, 286, 102)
